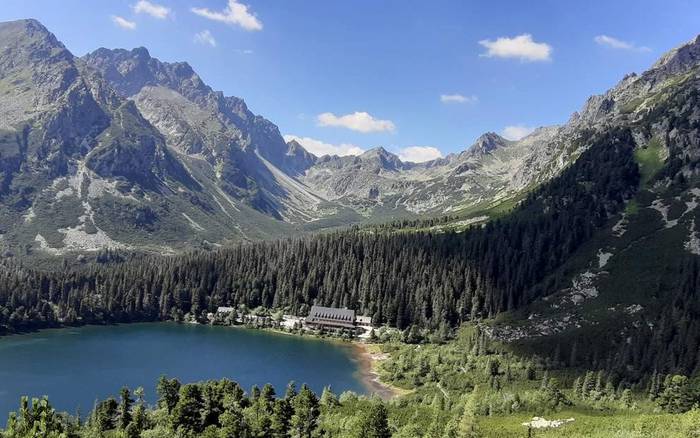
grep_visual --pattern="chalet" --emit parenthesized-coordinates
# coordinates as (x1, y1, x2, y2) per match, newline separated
(305, 305, 356, 331)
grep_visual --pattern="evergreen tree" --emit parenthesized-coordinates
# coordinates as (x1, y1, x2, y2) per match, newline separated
(320, 386, 339, 409)
(657, 375, 695, 413)
(171, 384, 204, 433)
(457, 387, 479, 438)
(220, 395, 249, 438)
(356, 401, 391, 438)
(290, 385, 319, 438)
(271, 398, 293, 438)
(156, 376, 181, 413)
(117, 387, 133, 430)
(621, 389, 633, 408)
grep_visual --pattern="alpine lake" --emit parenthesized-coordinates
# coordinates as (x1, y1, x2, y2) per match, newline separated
(0, 322, 369, 416)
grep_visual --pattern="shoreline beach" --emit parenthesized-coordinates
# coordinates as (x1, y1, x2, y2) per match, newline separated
(352, 342, 408, 400)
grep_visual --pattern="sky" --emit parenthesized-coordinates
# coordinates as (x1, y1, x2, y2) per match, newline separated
(1, 0, 699, 162)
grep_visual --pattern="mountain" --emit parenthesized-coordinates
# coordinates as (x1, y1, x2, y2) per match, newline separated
(0, 19, 574, 256)
(301, 127, 563, 217)
(0, 19, 214, 256)
(0, 19, 330, 257)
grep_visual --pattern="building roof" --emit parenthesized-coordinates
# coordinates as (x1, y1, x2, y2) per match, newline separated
(306, 305, 356, 329)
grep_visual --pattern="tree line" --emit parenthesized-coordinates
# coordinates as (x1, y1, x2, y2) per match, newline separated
(1, 377, 391, 438)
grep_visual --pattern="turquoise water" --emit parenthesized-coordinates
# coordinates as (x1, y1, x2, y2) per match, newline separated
(0, 322, 366, 416)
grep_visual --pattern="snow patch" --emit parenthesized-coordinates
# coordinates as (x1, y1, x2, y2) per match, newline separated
(522, 417, 575, 429)
(684, 197, 698, 216)
(685, 219, 700, 255)
(182, 213, 206, 232)
(650, 199, 678, 228)
(34, 234, 60, 255)
(23, 207, 36, 223)
(597, 249, 613, 268)
(612, 215, 627, 237)
(55, 187, 75, 200)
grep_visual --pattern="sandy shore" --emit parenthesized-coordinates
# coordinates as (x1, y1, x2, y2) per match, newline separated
(352, 342, 407, 400)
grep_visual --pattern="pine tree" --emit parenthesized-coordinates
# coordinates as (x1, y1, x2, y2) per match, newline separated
(171, 384, 204, 433)
(572, 376, 583, 398)
(117, 387, 133, 430)
(458, 387, 480, 438)
(290, 385, 319, 438)
(356, 401, 391, 438)
(657, 375, 694, 413)
(582, 371, 595, 399)
(621, 389, 633, 408)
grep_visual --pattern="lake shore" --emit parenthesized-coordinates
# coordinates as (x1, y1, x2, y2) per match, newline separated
(351, 342, 409, 400)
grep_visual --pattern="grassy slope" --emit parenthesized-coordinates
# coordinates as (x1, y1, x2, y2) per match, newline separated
(365, 327, 700, 437)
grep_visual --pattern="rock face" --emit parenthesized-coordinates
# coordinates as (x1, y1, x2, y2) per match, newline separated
(2, 18, 700, 256)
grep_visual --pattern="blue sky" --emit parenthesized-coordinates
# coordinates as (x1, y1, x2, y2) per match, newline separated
(2, 0, 699, 161)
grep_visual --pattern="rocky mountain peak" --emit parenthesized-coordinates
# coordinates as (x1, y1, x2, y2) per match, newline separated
(471, 132, 508, 154)
(82, 47, 207, 101)
(360, 146, 390, 158)
(649, 34, 700, 78)
(359, 147, 405, 170)
(0, 18, 54, 43)
(0, 18, 72, 68)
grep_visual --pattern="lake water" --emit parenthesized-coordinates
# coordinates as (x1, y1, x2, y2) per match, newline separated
(0, 322, 367, 417)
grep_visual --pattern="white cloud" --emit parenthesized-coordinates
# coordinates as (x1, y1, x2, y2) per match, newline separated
(479, 34, 552, 62)
(191, 0, 263, 31)
(317, 111, 396, 133)
(133, 0, 172, 19)
(440, 94, 478, 104)
(594, 35, 650, 52)
(283, 135, 364, 157)
(111, 15, 136, 30)
(194, 30, 217, 47)
(235, 49, 254, 55)
(502, 125, 535, 141)
(397, 146, 443, 163)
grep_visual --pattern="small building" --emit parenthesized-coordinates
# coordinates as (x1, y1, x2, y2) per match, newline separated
(356, 315, 372, 326)
(305, 305, 356, 331)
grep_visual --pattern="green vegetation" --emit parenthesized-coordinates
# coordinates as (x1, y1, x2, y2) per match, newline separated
(3, 326, 700, 437)
(634, 137, 666, 186)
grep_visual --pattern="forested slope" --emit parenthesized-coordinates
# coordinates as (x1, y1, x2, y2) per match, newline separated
(0, 127, 641, 351)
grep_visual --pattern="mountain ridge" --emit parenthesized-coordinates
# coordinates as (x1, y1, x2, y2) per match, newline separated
(2, 18, 699, 258)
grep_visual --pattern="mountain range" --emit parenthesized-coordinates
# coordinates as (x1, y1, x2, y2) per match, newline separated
(1, 18, 700, 266)
(0, 18, 577, 256)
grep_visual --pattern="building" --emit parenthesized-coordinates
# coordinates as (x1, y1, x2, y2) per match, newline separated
(356, 315, 372, 326)
(305, 305, 356, 331)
